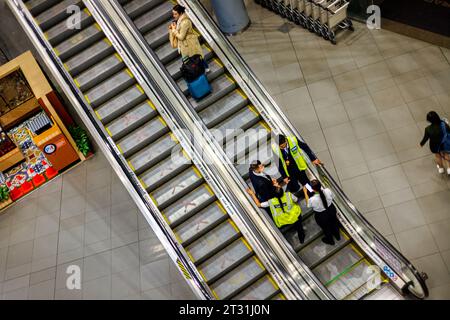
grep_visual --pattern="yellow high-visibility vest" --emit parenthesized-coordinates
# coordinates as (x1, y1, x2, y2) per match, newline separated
(272, 136, 308, 177)
(269, 192, 302, 228)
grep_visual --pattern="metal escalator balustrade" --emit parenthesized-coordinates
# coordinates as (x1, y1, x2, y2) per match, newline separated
(181, 0, 429, 300)
(94, 0, 332, 300)
(110, 0, 381, 300)
(106, 0, 427, 299)
(11, 0, 288, 300)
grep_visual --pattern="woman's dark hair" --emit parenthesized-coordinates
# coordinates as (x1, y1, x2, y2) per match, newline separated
(274, 187, 286, 212)
(173, 4, 186, 14)
(249, 160, 261, 172)
(426, 111, 441, 125)
(311, 179, 328, 209)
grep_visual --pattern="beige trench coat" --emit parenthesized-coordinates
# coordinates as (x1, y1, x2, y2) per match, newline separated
(169, 14, 203, 58)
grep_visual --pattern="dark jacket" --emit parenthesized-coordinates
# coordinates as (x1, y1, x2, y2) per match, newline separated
(249, 171, 276, 202)
(277, 138, 316, 179)
(420, 122, 450, 153)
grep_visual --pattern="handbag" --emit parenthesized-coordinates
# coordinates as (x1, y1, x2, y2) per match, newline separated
(439, 121, 450, 153)
(180, 54, 205, 82)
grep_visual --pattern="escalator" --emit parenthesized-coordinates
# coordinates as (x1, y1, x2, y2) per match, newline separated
(14, 0, 289, 300)
(111, 0, 427, 300)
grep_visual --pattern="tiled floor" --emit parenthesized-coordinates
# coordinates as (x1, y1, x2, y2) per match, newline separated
(229, 1, 450, 299)
(0, 154, 196, 300)
(0, 0, 449, 300)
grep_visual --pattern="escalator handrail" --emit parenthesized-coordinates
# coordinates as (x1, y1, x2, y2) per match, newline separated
(97, 0, 333, 300)
(7, 0, 213, 300)
(183, 0, 429, 299)
(86, 0, 312, 300)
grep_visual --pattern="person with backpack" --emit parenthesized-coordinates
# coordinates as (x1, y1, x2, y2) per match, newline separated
(419, 111, 450, 175)
(306, 179, 341, 246)
(247, 184, 306, 244)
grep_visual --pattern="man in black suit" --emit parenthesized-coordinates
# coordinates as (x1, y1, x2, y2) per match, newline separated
(248, 160, 278, 204)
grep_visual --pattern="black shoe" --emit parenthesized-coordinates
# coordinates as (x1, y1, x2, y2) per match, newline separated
(322, 237, 335, 246)
(298, 233, 306, 244)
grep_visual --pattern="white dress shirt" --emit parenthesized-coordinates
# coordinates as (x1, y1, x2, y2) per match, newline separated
(307, 188, 334, 212)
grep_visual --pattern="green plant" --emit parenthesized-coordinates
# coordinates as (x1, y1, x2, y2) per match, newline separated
(0, 185, 9, 202)
(68, 125, 91, 157)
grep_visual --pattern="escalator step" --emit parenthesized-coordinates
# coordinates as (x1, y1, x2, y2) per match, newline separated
(232, 275, 280, 300)
(200, 89, 248, 128)
(124, 0, 165, 19)
(95, 86, 147, 124)
(139, 150, 191, 192)
(54, 24, 103, 61)
(174, 201, 228, 245)
(127, 133, 177, 173)
(155, 40, 179, 64)
(150, 167, 204, 209)
(106, 100, 158, 141)
(198, 239, 253, 284)
(64, 38, 114, 76)
(271, 293, 286, 300)
(144, 19, 172, 49)
(298, 230, 347, 267)
(327, 259, 372, 300)
(44, 8, 94, 46)
(26, 0, 61, 16)
(133, 1, 173, 34)
(85, 69, 136, 108)
(313, 244, 363, 285)
(186, 220, 241, 264)
(74, 54, 125, 92)
(116, 116, 169, 158)
(225, 122, 271, 162)
(210, 256, 266, 300)
(162, 184, 216, 227)
(213, 106, 261, 144)
(35, 0, 83, 31)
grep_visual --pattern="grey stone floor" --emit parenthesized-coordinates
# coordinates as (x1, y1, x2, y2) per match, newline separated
(0, 0, 449, 299)
(230, 0, 450, 299)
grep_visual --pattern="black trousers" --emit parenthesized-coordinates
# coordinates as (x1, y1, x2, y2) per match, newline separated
(314, 204, 340, 243)
(286, 169, 310, 193)
(292, 216, 305, 244)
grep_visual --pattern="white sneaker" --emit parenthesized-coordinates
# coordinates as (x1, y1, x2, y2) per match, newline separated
(447, 168, 450, 175)
(437, 165, 445, 174)
(205, 68, 210, 73)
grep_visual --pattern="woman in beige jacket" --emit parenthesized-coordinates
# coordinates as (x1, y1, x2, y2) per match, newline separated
(169, 4, 209, 71)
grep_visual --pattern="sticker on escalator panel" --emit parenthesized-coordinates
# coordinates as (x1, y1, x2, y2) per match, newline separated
(107, 137, 121, 155)
(176, 258, 192, 280)
(382, 265, 398, 282)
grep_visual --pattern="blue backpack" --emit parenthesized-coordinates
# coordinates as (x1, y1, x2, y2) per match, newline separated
(439, 121, 450, 153)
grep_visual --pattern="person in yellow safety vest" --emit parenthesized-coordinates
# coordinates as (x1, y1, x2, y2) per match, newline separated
(273, 134, 322, 197)
(247, 186, 306, 244)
